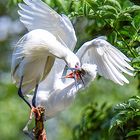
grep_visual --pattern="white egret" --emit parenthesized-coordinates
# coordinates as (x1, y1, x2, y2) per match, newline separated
(27, 37, 134, 119)
(27, 59, 97, 119)
(11, 0, 79, 108)
(11, 0, 134, 112)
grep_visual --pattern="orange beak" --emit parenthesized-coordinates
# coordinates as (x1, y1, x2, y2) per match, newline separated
(65, 71, 81, 80)
(65, 69, 85, 87)
(65, 72, 74, 78)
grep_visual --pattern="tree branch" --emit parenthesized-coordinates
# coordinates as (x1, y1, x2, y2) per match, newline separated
(23, 107, 47, 140)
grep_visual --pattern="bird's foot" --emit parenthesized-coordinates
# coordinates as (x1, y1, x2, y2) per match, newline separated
(24, 106, 46, 139)
(30, 107, 41, 120)
(30, 106, 45, 121)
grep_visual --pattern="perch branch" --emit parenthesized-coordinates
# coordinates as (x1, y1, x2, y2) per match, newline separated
(23, 106, 47, 140)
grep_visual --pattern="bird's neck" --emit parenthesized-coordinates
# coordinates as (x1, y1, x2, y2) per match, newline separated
(65, 49, 79, 67)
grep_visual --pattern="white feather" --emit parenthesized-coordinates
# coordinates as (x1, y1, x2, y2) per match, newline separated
(27, 63, 97, 119)
(76, 38, 134, 85)
(18, 0, 77, 51)
(11, 0, 135, 117)
(11, 29, 80, 94)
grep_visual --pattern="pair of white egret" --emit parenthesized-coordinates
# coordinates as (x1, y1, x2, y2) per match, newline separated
(11, 0, 134, 119)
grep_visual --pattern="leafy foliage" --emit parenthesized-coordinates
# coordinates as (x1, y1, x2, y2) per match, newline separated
(73, 96, 140, 140)
(3, 0, 140, 139)
(110, 96, 140, 139)
(73, 103, 113, 140)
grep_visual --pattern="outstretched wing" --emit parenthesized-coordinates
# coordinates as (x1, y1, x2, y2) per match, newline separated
(76, 38, 134, 85)
(18, 0, 77, 51)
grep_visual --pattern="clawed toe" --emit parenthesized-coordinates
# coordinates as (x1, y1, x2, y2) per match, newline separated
(30, 107, 41, 120)
(30, 106, 45, 121)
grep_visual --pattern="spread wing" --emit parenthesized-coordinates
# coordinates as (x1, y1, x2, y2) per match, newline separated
(76, 38, 134, 85)
(18, 0, 77, 51)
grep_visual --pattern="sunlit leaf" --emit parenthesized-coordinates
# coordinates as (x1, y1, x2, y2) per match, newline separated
(118, 13, 132, 21)
(83, 2, 90, 16)
(84, 0, 99, 11)
(98, 5, 118, 14)
(126, 5, 140, 13)
(126, 130, 140, 137)
(101, 12, 117, 19)
(131, 14, 140, 30)
(104, 0, 121, 10)
(132, 56, 140, 69)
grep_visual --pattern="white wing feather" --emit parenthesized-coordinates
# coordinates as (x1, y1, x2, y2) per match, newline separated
(76, 38, 134, 85)
(18, 0, 77, 51)
(38, 59, 66, 92)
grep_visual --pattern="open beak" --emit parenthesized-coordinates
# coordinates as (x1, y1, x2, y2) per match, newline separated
(65, 69, 85, 87)
(65, 70, 80, 80)
(65, 72, 74, 78)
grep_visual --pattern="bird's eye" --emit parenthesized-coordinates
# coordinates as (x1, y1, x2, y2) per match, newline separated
(75, 62, 80, 68)
(76, 62, 79, 65)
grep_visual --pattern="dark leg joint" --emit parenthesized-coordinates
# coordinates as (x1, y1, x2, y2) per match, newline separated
(18, 76, 31, 108)
(32, 84, 38, 108)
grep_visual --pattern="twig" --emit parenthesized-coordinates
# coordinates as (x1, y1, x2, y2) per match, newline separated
(23, 107, 47, 140)
(33, 107, 47, 140)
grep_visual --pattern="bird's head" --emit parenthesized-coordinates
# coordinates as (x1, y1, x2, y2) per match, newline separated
(65, 64, 97, 86)
(65, 53, 81, 69)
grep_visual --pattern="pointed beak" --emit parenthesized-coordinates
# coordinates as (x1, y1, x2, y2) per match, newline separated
(65, 72, 74, 78)
(65, 70, 81, 80)
(64, 68, 85, 87)
(65, 70, 85, 87)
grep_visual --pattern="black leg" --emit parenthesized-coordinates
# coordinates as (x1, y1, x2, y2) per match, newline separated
(18, 76, 31, 108)
(32, 84, 38, 108)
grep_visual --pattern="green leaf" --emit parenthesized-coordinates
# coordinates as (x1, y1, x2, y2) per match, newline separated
(128, 98, 140, 110)
(114, 103, 128, 111)
(131, 14, 140, 30)
(135, 112, 140, 116)
(118, 13, 132, 21)
(132, 56, 140, 69)
(136, 47, 140, 55)
(126, 130, 140, 137)
(132, 56, 140, 64)
(101, 12, 117, 19)
(126, 5, 140, 13)
(83, 2, 90, 16)
(98, 5, 118, 14)
(69, 12, 79, 17)
(85, 0, 99, 11)
(109, 113, 126, 135)
(121, 26, 136, 36)
(120, 30, 131, 38)
(104, 0, 121, 10)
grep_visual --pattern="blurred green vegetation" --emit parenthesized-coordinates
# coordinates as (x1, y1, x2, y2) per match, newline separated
(0, 0, 139, 139)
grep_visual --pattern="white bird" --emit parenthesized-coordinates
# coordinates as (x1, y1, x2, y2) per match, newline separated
(28, 37, 134, 119)
(11, 0, 134, 111)
(11, 0, 79, 108)
(27, 59, 97, 119)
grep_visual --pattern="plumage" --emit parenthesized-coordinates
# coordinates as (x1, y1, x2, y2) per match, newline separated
(11, 28, 79, 94)
(27, 62, 97, 119)
(18, 0, 77, 51)
(11, 0, 134, 111)
(12, 0, 79, 95)
(28, 35, 135, 118)
(76, 38, 134, 85)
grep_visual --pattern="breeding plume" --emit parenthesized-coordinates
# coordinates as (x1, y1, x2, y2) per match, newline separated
(11, 0, 134, 109)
